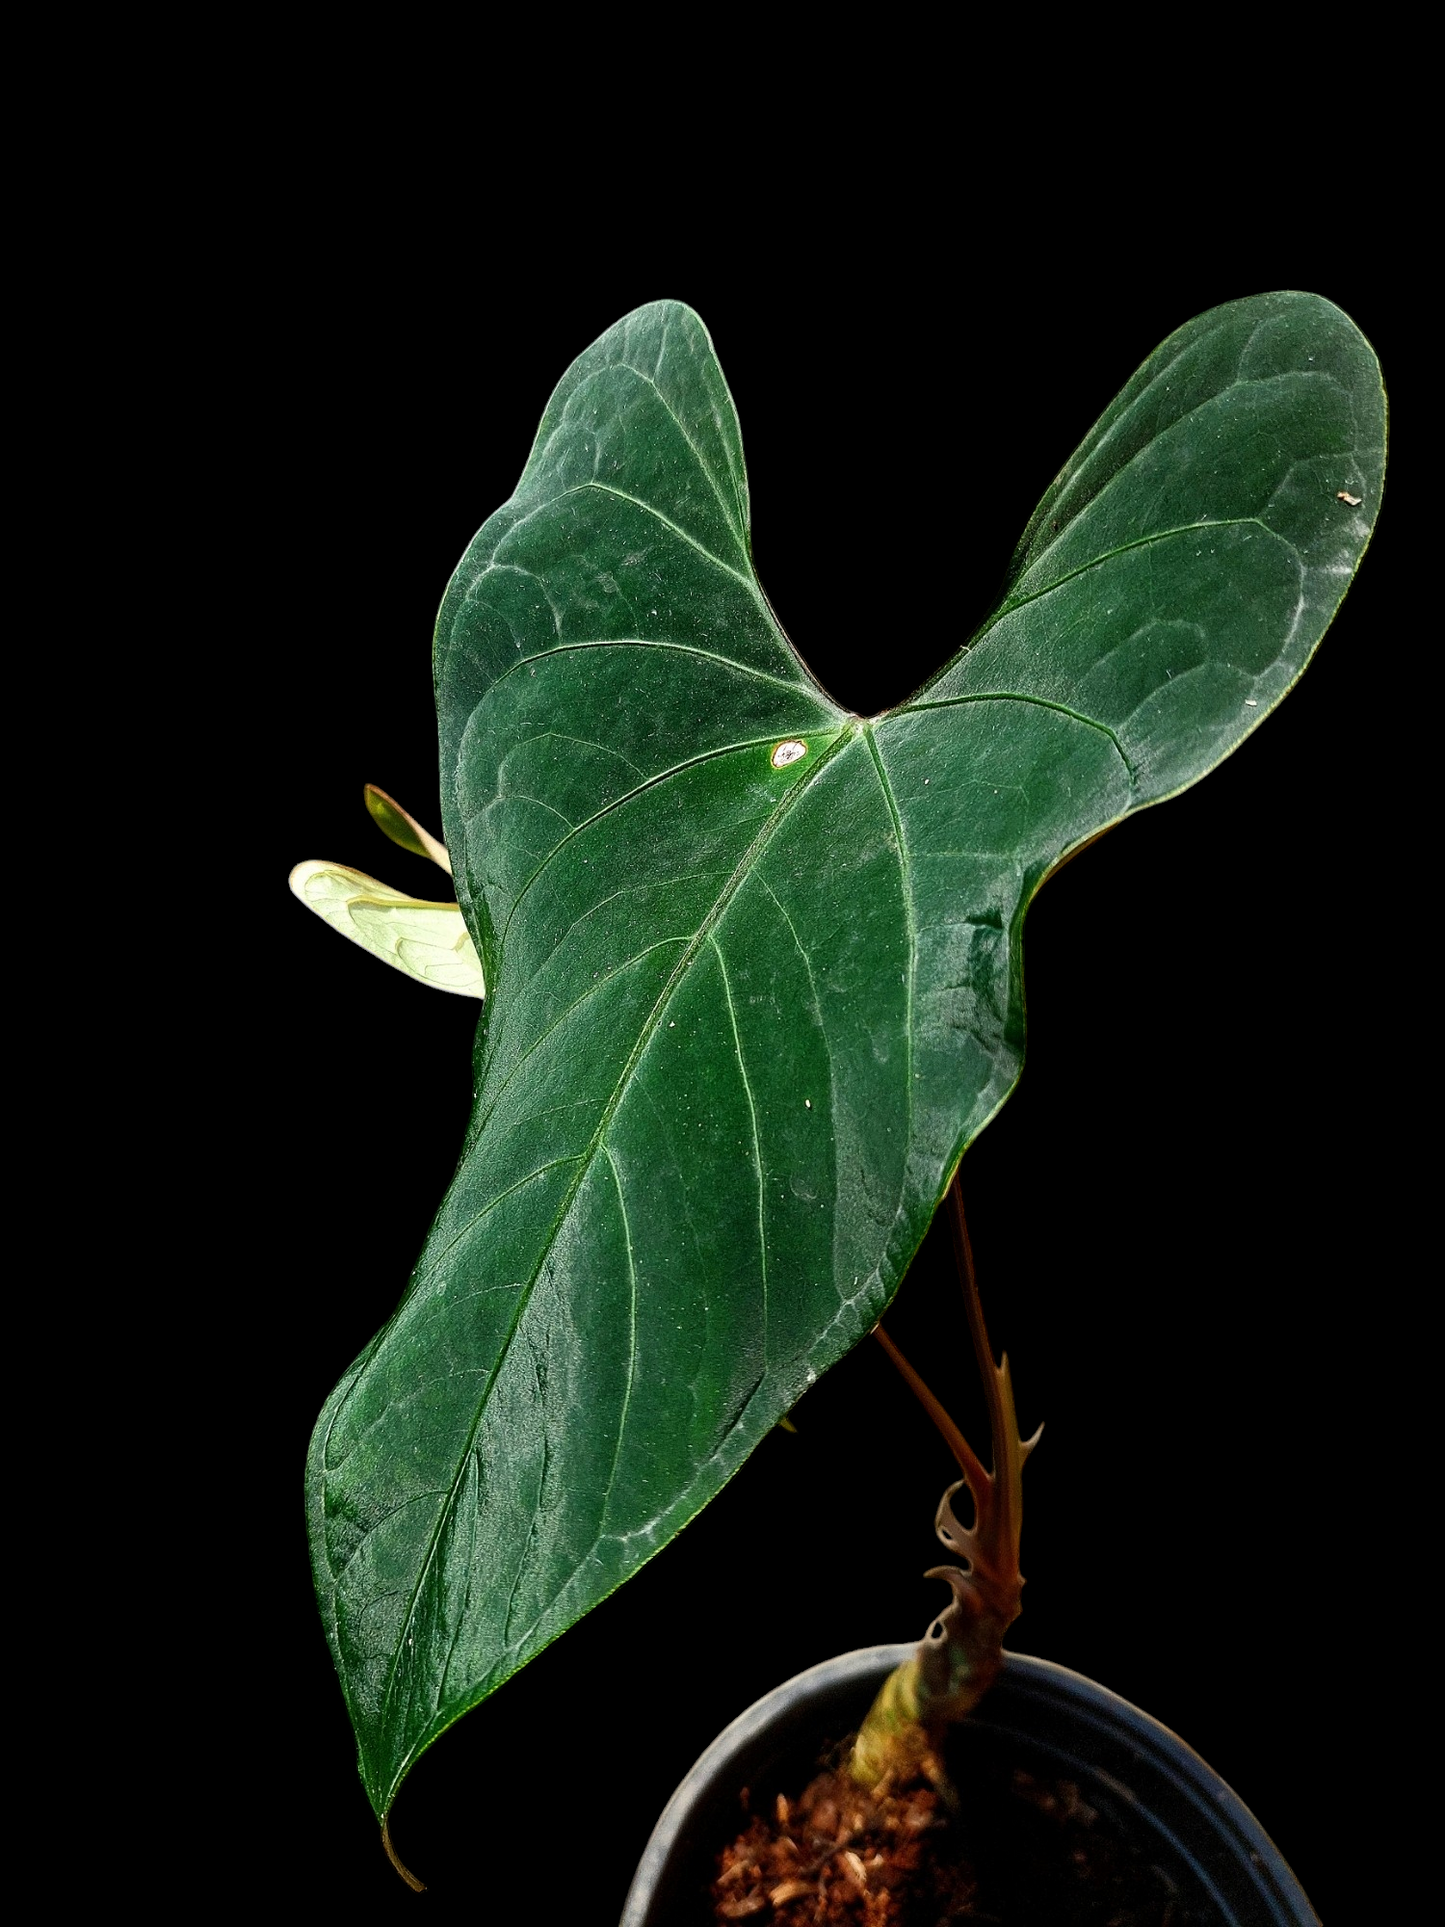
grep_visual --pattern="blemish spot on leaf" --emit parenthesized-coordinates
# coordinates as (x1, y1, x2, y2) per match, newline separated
(770, 739, 808, 769)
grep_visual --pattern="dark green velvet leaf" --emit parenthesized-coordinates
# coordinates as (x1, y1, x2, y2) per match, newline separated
(306, 295, 1384, 1815)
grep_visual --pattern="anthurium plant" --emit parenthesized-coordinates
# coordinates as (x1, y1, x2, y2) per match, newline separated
(293, 293, 1384, 1878)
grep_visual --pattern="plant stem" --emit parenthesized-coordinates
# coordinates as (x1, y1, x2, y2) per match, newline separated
(850, 1174, 1038, 1788)
(945, 1178, 1028, 1577)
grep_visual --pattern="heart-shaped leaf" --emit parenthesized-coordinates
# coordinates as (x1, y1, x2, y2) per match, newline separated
(306, 295, 1383, 1817)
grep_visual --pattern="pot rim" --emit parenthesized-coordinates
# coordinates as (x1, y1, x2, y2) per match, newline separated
(620, 1644, 1317, 1926)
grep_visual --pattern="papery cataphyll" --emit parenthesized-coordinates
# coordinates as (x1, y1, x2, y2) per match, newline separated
(293, 294, 1383, 1918)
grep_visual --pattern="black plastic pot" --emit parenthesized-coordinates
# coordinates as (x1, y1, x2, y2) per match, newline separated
(620, 1644, 1316, 1925)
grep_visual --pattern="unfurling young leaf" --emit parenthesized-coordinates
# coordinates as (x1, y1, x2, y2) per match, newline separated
(363, 783, 453, 874)
(289, 861, 484, 999)
(290, 789, 482, 998)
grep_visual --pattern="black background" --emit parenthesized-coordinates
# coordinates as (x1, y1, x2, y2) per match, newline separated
(232, 191, 1407, 1919)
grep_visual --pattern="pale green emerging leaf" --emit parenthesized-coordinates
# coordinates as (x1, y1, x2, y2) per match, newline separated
(289, 859, 484, 998)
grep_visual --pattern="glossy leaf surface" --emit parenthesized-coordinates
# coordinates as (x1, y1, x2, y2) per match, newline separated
(307, 295, 1383, 1815)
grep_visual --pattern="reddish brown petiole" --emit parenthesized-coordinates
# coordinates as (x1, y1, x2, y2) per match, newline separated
(849, 1173, 1041, 1786)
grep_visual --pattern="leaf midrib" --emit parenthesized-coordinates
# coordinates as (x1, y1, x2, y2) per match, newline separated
(376, 721, 861, 1760)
